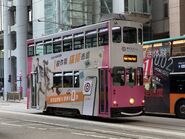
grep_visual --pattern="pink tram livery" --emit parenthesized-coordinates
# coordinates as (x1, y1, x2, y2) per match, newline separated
(27, 19, 144, 118)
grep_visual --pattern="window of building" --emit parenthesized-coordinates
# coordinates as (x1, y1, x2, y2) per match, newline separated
(112, 26, 121, 43)
(74, 33, 84, 50)
(53, 38, 62, 53)
(98, 27, 109, 46)
(63, 71, 73, 88)
(44, 40, 53, 54)
(74, 71, 80, 88)
(28, 45, 34, 57)
(164, 3, 169, 18)
(36, 42, 44, 56)
(53, 72, 63, 88)
(85, 30, 97, 48)
(123, 27, 137, 43)
(63, 35, 72, 52)
(124, 0, 128, 12)
(143, 0, 148, 13)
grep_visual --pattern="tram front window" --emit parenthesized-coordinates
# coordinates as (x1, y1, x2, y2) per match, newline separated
(123, 27, 137, 44)
(126, 68, 135, 86)
(112, 67, 125, 86)
(112, 26, 121, 43)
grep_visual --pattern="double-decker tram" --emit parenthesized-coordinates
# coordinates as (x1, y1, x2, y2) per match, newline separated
(143, 35, 185, 118)
(27, 19, 144, 118)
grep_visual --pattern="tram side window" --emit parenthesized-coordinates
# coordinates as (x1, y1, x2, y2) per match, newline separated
(123, 27, 137, 44)
(53, 39, 62, 53)
(112, 67, 125, 86)
(126, 68, 136, 86)
(63, 35, 72, 52)
(74, 71, 80, 88)
(98, 27, 109, 46)
(44, 40, 53, 54)
(138, 29, 143, 44)
(74, 33, 84, 50)
(63, 71, 73, 88)
(112, 26, 121, 43)
(28, 45, 34, 57)
(36, 42, 44, 56)
(137, 67, 143, 86)
(85, 30, 97, 48)
(53, 72, 63, 88)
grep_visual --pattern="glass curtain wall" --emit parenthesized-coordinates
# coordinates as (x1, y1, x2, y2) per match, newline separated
(45, 0, 57, 35)
(125, 0, 151, 14)
(44, 0, 104, 35)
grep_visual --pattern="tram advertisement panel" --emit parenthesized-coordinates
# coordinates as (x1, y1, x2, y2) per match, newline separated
(144, 45, 172, 113)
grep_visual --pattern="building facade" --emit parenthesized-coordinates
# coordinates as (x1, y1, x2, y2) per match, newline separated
(151, 0, 185, 39)
(3, 0, 31, 98)
(33, 0, 151, 38)
(169, 0, 185, 37)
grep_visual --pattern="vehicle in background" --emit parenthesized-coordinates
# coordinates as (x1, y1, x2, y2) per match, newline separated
(143, 36, 185, 118)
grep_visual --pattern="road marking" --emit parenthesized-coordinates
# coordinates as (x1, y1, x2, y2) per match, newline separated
(1, 122, 23, 127)
(28, 126, 36, 129)
(37, 128, 47, 131)
(88, 134, 107, 138)
(72, 132, 86, 136)
(72, 132, 107, 139)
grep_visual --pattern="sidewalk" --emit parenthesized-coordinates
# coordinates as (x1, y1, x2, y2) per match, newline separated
(0, 97, 41, 113)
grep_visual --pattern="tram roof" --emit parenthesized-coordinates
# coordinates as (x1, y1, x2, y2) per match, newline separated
(143, 35, 185, 45)
(30, 19, 140, 43)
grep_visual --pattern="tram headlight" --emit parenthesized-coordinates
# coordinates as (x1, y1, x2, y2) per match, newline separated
(113, 100, 118, 106)
(129, 98, 135, 105)
(142, 99, 145, 105)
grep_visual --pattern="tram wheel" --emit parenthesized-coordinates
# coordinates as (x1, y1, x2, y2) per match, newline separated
(175, 100, 185, 119)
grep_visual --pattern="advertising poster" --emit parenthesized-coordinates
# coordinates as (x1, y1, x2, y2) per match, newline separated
(145, 45, 173, 113)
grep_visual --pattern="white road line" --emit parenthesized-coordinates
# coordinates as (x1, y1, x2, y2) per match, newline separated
(72, 132, 86, 136)
(88, 134, 107, 138)
(72, 132, 107, 139)
(27, 126, 36, 129)
(1, 122, 23, 127)
(37, 128, 47, 131)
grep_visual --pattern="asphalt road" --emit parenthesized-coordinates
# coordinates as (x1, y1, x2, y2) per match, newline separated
(0, 110, 185, 139)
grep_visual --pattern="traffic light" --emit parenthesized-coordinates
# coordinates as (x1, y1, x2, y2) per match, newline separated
(8, 75, 11, 82)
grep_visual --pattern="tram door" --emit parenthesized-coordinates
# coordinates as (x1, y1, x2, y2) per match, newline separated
(99, 68, 109, 115)
(82, 76, 97, 116)
(30, 73, 37, 108)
